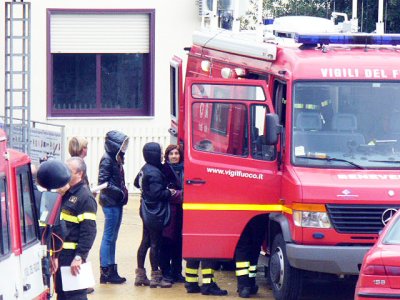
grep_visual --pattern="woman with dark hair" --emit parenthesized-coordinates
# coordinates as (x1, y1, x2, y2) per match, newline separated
(159, 144, 185, 283)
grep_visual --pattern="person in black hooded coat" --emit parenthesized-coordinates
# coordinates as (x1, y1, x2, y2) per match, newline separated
(134, 142, 174, 288)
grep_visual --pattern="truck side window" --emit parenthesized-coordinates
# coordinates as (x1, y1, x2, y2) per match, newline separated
(16, 166, 38, 246)
(251, 104, 275, 161)
(0, 177, 10, 256)
(192, 102, 248, 156)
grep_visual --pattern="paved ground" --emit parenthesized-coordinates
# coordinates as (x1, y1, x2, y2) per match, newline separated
(78, 195, 355, 300)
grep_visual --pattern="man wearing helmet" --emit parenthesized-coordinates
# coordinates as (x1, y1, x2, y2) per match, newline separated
(48, 157, 97, 300)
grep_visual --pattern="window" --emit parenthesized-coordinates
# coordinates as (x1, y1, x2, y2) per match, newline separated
(191, 84, 266, 101)
(0, 177, 10, 257)
(192, 102, 248, 156)
(16, 166, 37, 245)
(48, 10, 155, 117)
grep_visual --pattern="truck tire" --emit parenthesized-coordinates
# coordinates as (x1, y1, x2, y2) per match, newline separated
(268, 233, 303, 300)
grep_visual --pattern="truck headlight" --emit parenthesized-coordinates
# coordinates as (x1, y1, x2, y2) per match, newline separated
(293, 211, 331, 228)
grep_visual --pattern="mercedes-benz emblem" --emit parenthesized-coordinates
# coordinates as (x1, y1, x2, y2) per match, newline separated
(382, 208, 398, 226)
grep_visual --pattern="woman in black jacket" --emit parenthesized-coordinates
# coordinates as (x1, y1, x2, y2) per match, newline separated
(98, 130, 129, 284)
(159, 144, 185, 283)
(134, 142, 174, 288)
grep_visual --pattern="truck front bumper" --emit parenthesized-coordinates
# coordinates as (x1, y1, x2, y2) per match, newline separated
(286, 244, 371, 275)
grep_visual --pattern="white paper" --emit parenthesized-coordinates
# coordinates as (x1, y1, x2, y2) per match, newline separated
(61, 262, 95, 291)
(90, 182, 108, 193)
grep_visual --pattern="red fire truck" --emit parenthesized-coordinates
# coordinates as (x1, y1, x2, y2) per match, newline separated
(170, 14, 400, 300)
(0, 128, 50, 299)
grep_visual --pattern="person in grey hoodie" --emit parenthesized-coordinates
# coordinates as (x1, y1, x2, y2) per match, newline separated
(98, 130, 129, 284)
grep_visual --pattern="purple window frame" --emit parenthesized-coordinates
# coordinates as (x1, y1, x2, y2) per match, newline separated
(46, 9, 155, 117)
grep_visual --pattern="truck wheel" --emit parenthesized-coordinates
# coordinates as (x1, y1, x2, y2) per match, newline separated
(268, 233, 303, 300)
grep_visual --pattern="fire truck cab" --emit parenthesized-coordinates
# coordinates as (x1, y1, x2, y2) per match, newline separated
(171, 12, 400, 300)
(0, 129, 48, 299)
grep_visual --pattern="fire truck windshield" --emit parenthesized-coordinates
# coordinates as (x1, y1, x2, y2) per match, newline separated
(292, 81, 400, 169)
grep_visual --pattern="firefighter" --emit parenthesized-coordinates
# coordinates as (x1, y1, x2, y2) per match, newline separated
(185, 259, 228, 296)
(235, 215, 268, 298)
(50, 157, 97, 300)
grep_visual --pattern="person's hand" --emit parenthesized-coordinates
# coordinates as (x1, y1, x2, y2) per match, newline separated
(168, 188, 176, 196)
(70, 257, 82, 276)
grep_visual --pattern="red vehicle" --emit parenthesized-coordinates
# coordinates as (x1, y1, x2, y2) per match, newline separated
(170, 13, 400, 300)
(0, 128, 52, 299)
(355, 209, 400, 300)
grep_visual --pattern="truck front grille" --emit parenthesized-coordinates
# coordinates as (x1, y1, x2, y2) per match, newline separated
(326, 204, 400, 234)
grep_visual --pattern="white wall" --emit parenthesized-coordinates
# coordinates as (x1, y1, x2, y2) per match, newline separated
(0, 0, 200, 192)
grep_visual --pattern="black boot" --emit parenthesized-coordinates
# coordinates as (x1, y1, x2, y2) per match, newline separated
(238, 286, 251, 298)
(109, 264, 126, 284)
(185, 282, 201, 293)
(100, 265, 126, 284)
(201, 282, 228, 296)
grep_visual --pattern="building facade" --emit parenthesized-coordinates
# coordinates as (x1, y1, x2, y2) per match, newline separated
(0, 0, 200, 191)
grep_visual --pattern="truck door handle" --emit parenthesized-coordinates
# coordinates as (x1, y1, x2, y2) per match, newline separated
(186, 179, 206, 185)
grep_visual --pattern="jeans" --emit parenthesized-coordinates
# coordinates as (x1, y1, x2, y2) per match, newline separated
(100, 205, 123, 267)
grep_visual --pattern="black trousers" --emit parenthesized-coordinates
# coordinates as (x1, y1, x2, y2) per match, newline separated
(55, 252, 87, 300)
(159, 236, 183, 276)
(235, 215, 268, 288)
(137, 220, 163, 270)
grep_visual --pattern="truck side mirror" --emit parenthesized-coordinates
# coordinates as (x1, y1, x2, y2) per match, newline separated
(39, 191, 62, 226)
(265, 113, 281, 145)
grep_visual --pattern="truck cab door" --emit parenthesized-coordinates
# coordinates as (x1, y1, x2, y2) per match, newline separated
(0, 171, 18, 300)
(169, 56, 183, 145)
(183, 78, 282, 259)
(14, 165, 45, 299)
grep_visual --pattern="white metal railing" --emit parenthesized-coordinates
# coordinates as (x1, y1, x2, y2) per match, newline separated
(65, 126, 170, 193)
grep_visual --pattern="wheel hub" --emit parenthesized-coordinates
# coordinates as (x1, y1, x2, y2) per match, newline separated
(269, 248, 284, 288)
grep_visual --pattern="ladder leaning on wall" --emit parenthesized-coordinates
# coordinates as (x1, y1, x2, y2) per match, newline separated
(4, 0, 31, 154)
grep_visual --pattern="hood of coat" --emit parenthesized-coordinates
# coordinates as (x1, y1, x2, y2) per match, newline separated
(104, 130, 129, 161)
(143, 142, 162, 169)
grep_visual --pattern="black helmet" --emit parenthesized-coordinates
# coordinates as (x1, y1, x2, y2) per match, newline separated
(37, 159, 71, 190)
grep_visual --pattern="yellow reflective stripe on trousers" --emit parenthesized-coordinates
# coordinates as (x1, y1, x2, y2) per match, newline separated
(202, 278, 213, 284)
(185, 276, 198, 283)
(236, 269, 249, 276)
(185, 268, 198, 275)
(201, 268, 214, 275)
(249, 265, 257, 271)
(183, 203, 292, 214)
(63, 242, 78, 249)
(249, 272, 257, 278)
(236, 261, 250, 268)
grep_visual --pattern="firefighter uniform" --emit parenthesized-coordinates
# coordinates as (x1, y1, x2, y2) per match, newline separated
(185, 259, 228, 296)
(235, 214, 268, 298)
(55, 181, 97, 300)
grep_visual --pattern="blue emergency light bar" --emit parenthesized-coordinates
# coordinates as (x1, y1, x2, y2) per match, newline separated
(295, 33, 400, 46)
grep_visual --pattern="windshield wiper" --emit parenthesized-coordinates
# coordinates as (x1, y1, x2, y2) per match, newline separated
(368, 160, 400, 164)
(296, 155, 364, 169)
